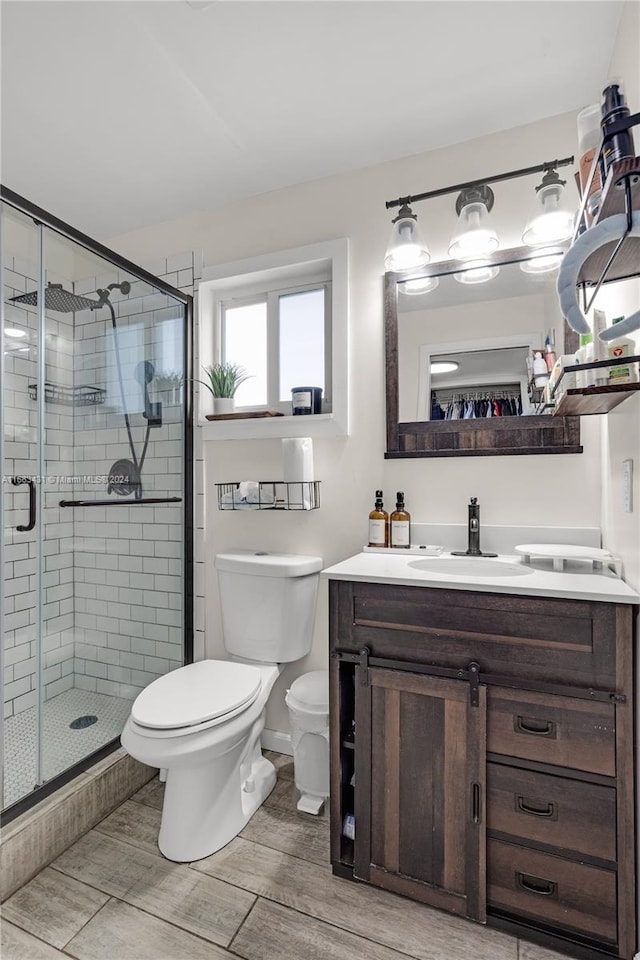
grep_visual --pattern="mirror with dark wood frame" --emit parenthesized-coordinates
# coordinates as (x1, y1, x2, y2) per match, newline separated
(384, 244, 582, 458)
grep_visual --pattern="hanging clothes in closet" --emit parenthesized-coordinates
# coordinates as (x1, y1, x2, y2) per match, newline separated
(431, 390, 522, 420)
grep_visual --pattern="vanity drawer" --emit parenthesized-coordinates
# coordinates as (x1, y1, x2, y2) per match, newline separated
(487, 687, 615, 777)
(487, 838, 617, 944)
(487, 763, 616, 861)
(335, 581, 618, 689)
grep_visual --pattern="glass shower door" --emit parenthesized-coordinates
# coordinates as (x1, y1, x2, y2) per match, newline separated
(2, 193, 191, 816)
(1, 201, 46, 808)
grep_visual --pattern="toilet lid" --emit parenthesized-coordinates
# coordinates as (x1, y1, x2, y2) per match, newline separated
(131, 660, 263, 730)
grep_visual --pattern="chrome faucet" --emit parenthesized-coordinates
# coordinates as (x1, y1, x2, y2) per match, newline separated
(451, 497, 497, 558)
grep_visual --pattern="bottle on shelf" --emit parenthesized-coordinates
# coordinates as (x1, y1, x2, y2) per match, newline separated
(342, 813, 355, 840)
(592, 309, 610, 385)
(368, 490, 389, 548)
(576, 103, 603, 223)
(390, 491, 411, 549)
(532, 351, 549, 389)
(601, 80, 636, 179)
(607, 318, 639, 384)
(575, 334, 594, 389)
(544, 338, 557, 373)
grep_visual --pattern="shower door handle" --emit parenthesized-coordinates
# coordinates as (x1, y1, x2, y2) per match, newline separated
(11, 477, 36, 531)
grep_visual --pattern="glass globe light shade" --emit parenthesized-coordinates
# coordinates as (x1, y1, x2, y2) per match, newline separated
(384, 207, 431, 271)
(448, 201, 499, 260)
(400, 275, 439, 295)
(519, 250, 564, 275)
(522, 178, 574, 246)
(453, 260, 500, 285)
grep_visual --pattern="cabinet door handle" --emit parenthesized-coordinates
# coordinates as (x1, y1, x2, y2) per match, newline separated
(516, 795, 556, 819)
(471, 782, 481, 824)
(514, 715, 556, 738)
(517, 871, 557, 898)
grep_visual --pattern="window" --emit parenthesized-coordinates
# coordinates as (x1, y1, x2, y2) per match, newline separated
(199, 238, 348, 438)
(220, 280, 331, 412)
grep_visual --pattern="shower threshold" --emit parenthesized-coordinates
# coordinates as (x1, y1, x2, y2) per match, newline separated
(3, 688, 133, 810)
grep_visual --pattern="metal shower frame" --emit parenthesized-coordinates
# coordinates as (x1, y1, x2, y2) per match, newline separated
(0, 184, 194, 822)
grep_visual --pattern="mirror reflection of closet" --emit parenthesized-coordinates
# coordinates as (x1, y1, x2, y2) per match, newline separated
(386, 246, 582, 457)
(398, 260, 563, 421)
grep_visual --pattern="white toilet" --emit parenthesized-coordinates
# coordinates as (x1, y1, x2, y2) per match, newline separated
(121, 549, 322, 862)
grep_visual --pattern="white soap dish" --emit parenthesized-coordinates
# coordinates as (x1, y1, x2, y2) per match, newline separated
(515, 543, 620, 574)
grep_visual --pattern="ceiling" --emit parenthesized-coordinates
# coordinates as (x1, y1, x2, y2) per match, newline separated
(0, 0, 624, 240)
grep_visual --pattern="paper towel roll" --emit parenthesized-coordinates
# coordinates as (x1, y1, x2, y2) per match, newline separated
(282, 438, 314, 481)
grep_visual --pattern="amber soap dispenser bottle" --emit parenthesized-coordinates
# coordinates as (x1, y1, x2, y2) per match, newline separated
(368, 490, 389, 547)
(390, 491, 411, 548)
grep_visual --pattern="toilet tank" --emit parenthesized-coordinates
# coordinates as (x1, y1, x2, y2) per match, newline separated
(214, 551, 323, 662)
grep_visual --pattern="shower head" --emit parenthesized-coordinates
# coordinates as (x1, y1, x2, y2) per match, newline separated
(108, 281, 131, 295)
(9, 282, 101, 314)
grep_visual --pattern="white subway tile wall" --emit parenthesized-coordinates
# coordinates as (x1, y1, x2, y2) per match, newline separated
(71, 260, 192, 701)
(3, 247, 200, 802)
(4, 254, 77, 718)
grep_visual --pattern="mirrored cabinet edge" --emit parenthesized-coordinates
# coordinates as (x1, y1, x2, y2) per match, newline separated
(384, 243, 582, 459)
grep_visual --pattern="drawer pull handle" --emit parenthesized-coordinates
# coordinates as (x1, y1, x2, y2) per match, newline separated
(515, 715, 556, 738)
(516, 795, 556, 819)
(517, 872, 557, 898)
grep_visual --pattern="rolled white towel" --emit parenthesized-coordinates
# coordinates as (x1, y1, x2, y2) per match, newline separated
(557, 211, 640, 338)
(221, 482, 275, 509)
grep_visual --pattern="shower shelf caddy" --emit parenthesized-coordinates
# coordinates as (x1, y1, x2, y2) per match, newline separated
(28, 382, 106, 407)
(216, 481, 320, 511)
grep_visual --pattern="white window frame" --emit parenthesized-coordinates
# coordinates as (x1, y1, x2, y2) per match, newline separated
(199, 238, 349, 438)
(219, 277, 332, 414)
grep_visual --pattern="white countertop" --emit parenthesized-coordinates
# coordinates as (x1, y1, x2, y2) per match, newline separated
(322, 551, 640, 604)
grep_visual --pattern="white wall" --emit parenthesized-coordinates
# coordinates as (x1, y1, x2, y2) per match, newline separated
(109, 108, 607, 735)
(605, 4, 640, 943)
(601, 0, 640, 592)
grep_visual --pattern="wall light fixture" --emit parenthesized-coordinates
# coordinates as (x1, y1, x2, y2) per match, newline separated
(522, 169, 574, 246)
(384, 203, 430, 271)
(384, 156, 575, 286)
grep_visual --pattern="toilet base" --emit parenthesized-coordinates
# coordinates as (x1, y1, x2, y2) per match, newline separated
(155, 713, 277, 863)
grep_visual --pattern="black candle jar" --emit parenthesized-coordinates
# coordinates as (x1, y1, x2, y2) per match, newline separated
(291, 386, 322, 415)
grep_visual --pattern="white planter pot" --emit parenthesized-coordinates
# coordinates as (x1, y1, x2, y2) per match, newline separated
(213, 397, 235, 415)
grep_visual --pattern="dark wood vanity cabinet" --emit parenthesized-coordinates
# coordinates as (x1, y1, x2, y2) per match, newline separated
(329, 579, 636, 960)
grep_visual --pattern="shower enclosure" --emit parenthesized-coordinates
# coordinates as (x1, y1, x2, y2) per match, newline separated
(0, 187, 193, 819)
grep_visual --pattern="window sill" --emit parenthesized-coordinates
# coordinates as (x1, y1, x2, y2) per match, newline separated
(200, 412, 346, 440)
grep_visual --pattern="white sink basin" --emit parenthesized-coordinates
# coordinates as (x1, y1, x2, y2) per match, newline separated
(408, 557, 535, 578)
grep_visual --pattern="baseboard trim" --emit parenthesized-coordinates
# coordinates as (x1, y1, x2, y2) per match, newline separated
(261, 728, 293, 756)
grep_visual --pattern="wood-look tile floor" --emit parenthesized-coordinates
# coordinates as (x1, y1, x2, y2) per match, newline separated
(2, 752, 568, 960)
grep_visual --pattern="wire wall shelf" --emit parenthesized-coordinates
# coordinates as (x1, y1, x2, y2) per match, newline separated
(216, 481, 320, 511)
(28, 382, 106, 407)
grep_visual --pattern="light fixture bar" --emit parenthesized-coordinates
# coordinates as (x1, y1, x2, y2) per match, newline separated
(385, 156, 575, 210)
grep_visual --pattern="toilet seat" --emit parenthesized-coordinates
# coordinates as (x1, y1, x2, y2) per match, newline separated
(131, 660, 262, 731)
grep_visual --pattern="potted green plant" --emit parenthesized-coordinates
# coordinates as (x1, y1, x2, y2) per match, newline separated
(199, 362, 251, 415)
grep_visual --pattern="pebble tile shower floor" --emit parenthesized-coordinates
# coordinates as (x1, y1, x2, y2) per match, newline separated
(2, 752, 566, 960)
(3, 689, 133, 808)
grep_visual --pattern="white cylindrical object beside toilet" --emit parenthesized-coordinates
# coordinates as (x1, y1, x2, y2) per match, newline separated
(286, 669, 329, 815)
